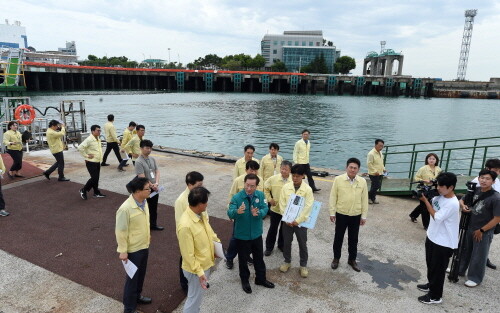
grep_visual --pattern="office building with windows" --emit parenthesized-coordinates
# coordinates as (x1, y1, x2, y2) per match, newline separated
(261, 30, 340, 73)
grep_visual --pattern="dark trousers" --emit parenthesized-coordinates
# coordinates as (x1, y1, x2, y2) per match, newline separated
(425, 237, 453, 299)
(265, 210, 284, 252)
(410, 201, 430, 229)
(282, 224, 308, 266)
(84, 161, 101, 194)
(226, 222, 238, 261)
(179, 256, 188, 290)
(303, 163, 317, 189)
(333, 213, 361, 260)
(102, 142, 123, 164)
(147, 194, 159, 226)
(236, 236, 266, 283)
(7, 149, 23, 171)
(46, 151, 65, 178)
(0, 180, 5, 210)
(123, 249, 149, 312)
(368, 175, 382, 201)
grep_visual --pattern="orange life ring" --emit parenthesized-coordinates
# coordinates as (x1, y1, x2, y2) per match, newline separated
(14, 104, 36, 125)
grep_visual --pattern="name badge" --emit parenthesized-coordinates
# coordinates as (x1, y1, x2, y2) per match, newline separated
(150, 171, 155, 179)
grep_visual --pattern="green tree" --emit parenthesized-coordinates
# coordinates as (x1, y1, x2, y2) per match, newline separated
(334, 56, 356, 74)
(270, 60, 287, 72)
(248, 54, 266, 69)
(224, 59, 242, 70)
(87, 54, 98, 61)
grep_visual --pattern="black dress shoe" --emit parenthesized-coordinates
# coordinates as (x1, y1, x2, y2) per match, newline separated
(242, 282, 252, 294)
(58, 177, 70, 181)
(312, 188, 321, 193)
(225, 259, 234, 269)
(409, 215, 417, 223)
(264, 250, 272, 256)
(14, 174, 24, 178)
(486, 258, 497, 270)
(101, 163, 110, 166)
(43, 172, 50, 180)
(150, 225, 164, 231)
(331, 258, 339, 270)
(255, 280, 275, 288)
(137, 295, 152, 304)
(348, 260, 361, 272)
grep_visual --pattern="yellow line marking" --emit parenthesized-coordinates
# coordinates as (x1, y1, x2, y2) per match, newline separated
(314, 177, 334, 183)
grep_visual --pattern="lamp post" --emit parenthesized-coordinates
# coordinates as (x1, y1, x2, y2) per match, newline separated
(168, 48, 171, 64)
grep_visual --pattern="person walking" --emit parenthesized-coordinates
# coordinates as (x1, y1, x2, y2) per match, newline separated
(293, 129, 320, 192)
(43, 120, 70, 181)
(101, 114, 127, 171)
(3, 121, 24, 179)
(78, 125, 105, 199)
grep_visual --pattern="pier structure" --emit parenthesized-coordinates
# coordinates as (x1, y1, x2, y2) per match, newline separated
(22, 62, 437, 98)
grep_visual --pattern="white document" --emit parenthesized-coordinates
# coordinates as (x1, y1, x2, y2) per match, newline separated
(213, 241, 226, 260)
(120, 150, 129, 160)
(149, 185, 165, 198)
(122, 260, 138, 279)
(282, 193, 305, 223)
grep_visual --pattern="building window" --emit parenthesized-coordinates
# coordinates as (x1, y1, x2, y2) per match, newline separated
(316, 42, 320, 46)
(295, 41, 299, 46)
(309, 42, 313, 46)
(302, 41, 306, 46)
(288, 41, 292, 45)
(273, 49, 277, 54)
(273, 41, 278, 45)
(281, 41, 285, 45)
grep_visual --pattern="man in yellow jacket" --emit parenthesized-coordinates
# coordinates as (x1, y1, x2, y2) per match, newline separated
(101, 114, 126, 171)
(116, 176, 153, 313)
(233, 144, 259, 179)
(263, 160, 292, 256)
(278, 164, 314, 278)
(43, 120, 70, 181)
(293, 129, 320, 192)
(125, 125, 145, 165)
(329, 158, 369, 272)
(177, 186, 220, 312)
(78, 125, 105, 200)
(0, 156, 10, 217)
(366, 139, 386, 204)
(260, 143, 283, 183)
(121, 121, 137, 165)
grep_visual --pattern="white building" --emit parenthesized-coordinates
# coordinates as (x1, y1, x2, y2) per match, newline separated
(0, 19, 27, 49)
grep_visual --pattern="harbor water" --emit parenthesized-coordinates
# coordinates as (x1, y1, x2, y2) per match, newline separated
(28, 91, 500, 173)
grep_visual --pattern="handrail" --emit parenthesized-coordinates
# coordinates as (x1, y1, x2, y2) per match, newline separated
(386, 136, 500, 148)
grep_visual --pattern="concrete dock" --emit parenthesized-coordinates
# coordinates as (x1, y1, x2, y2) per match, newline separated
(1, 147, 499, 313)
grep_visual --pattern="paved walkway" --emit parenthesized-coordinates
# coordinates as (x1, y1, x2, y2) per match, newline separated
(1, 147, 499, 313)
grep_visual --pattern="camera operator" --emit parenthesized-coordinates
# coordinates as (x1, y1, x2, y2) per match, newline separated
(409, 153, 442, 229)
(416, 172, 459, 304)
(470, 158, 500, 270)
(458, 169, 500, 287)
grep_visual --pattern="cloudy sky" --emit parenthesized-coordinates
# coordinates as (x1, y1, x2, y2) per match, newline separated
(3, 0, 499, 80)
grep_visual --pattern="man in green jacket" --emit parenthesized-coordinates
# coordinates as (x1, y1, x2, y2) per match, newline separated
(228, 174, 274, 294)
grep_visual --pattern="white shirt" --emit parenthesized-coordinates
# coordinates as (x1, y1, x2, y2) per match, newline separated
(427, 195, 460, 249)
(471, 177, 500, 193)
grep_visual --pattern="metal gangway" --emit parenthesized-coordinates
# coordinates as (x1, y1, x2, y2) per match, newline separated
(378, 136, 500, 195)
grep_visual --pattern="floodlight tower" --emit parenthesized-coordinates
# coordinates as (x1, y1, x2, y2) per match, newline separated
(457, 9, 477, 81)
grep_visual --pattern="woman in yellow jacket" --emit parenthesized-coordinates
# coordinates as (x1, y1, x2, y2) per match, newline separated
(0, 156, 10, 216)
(409, 153, 441, 229)
(3, 121, 24, 179)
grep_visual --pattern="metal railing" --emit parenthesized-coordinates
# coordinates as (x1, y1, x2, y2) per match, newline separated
(383, 136, 500, 181)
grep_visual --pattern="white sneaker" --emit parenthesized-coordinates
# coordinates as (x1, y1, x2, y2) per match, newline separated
(464, 280, 478, 287)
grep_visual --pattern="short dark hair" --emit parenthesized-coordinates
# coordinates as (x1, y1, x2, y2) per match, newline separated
(424, 153, 440, 166)
(186, 171, 204, 186)
(244, 173, 260, 185)
(269, 143, 280, 150)
(301, 129, 310, 134)
(246, 160, 260, 171)
(140, 139, 153, 148)
(90, 124, 100, 132)
(126, 176, 150, 193)
(8, 121, 18, 130)
(107, 114, 114, 121)
(136, 125, 145, 131)
(436, 172, 457, 190)
(346, 157, 361, 168)
(128, 121, 137, 127)
(48, 119, 60, 127)
(281, 160, 292, 170)
(479, 168, 498, 181)
(188, 186, 210, 207)
(244, 144, 255, 152)
(375, 139, 384, 145)
(485, 158, 500, 170)
(291, 164, 305, 175)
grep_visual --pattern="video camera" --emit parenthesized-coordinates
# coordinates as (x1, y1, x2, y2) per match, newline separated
(410, 179, 437, 200)
(462, 181, 477, 207)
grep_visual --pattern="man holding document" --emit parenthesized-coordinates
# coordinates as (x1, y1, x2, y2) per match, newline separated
(115, 177, 153, 313)
(177, 187, 221, 313)
(329, 158, 369, 272)
(279, 164, 314, 278)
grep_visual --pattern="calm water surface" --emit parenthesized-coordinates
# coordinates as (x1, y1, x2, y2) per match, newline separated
(29, 91, 499, 172)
